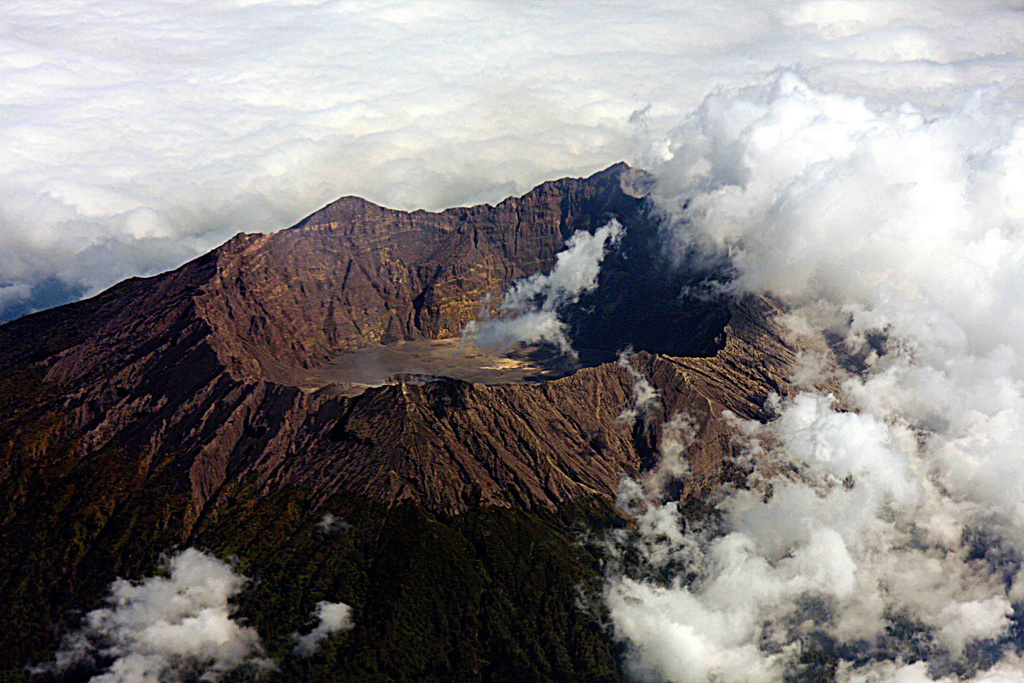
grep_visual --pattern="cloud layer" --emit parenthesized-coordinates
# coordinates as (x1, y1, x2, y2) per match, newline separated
(603, 69, 1024, 681)
(4, 0, 1023, 320)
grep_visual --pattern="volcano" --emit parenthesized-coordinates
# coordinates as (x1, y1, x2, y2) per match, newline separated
(0, 163, 828, 681)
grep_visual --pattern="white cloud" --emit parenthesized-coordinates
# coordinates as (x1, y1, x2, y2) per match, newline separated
(463, 219, 623, 357)
(642, 412, 697, 494)
(0, 282, 30, 309)
(3, 1, 1023, 319)
(36, 548, 271, 682)
(292, 601, 354, 657)
(616, 349, 661, 425)
(605, 67, 1024, 681)
(317, 513, 351, 535)
(606, 389, 1022, 681)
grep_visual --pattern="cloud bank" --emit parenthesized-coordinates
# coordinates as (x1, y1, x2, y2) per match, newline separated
(37, 548, 270, 682)
(603, 71, 1024, 681)
(463, 219, 623, 357)
(4, 0, 1023, 320)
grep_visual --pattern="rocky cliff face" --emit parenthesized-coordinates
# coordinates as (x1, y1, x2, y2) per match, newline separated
(188, 162, 650, 384)
(30, 164, 634, 386)
(0, 163, 831, 680)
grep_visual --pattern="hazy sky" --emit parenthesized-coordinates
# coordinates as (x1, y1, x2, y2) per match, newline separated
(2, 0, 1023, 320)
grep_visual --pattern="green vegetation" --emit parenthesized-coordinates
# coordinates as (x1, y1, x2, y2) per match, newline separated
(0, 462, 624, 681)
(207, 491, 624, 681)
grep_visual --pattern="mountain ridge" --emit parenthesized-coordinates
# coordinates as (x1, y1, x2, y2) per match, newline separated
(0, 163, 832, 680)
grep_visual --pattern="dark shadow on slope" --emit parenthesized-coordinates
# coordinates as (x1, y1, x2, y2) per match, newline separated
(563, 208, 731, 364)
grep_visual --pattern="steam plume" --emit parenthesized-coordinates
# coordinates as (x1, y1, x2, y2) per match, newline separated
(463, 219, 623, 358)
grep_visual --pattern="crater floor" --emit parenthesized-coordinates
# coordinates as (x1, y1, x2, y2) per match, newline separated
(314, 337, 605, 393)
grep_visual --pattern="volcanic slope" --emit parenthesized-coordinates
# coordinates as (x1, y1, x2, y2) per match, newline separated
(0, 163, 827, 681)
